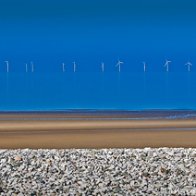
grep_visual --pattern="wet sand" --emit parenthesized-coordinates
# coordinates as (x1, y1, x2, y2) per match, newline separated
(0, 112, 196, 148)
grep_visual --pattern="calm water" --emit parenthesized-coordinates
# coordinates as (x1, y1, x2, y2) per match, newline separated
(0, 71, 196, 111)
(0, 1, 196, 112)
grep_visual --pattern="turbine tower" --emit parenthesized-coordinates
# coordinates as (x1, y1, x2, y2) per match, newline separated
(31, 61, 34, 73)
(185, 61, 192, 72)
(4, 61, 9, 73)
(73, 61, 76, 73)
(142, 61, 147, 72)
(164, 60, 171, 72)
(101, 62, 105, 72)
(62, 63, 65, 72)
(116, 59, 123, 72)
(25, 63, 28, 73)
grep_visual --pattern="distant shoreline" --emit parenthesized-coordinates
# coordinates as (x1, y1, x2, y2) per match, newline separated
(0, 109, 196, 120)
(0, 109, 196, 112)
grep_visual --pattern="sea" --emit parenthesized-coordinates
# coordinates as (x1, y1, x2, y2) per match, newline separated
(0, 0, 196, 113)
(0, 71, 196, 111)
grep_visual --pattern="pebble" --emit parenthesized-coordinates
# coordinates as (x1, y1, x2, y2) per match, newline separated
(14, 156, 22, 161)
(0, 148, 195, 195)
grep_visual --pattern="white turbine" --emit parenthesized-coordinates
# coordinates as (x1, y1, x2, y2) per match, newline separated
(4, 61, 9, 73)
(142, 61, 147, 72)
(73, 61, 76, 73)
(62, 63, 65, 72)
(116, 59, 123, 72)
(101, 62, 105, 72)
(164, 60, 171, 72)
(185, 61, 192, 72)
(31, 61, 34, 73)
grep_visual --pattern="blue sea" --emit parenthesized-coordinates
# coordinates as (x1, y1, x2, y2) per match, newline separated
(0, 1, 196, 111)
(0, 71, 196, 111)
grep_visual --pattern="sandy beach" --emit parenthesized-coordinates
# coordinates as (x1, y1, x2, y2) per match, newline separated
(0, 111, 195, 148)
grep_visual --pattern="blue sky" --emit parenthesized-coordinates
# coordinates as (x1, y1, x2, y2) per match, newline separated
(0, 0, 196, 72)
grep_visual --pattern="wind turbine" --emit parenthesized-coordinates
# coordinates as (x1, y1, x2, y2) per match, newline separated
(62, 63, 65, 72)
(25, 63, 28, 73)
(4, 61, 9, 73)
(185, 61, 192, 72)
(142, 61, 147, 72)
(73, 61, 76, 73)
(164, 60, 171, 72)
(101, 62, 105, 72)
(116, 59, 123, 72)
(30, 61, 34, 73)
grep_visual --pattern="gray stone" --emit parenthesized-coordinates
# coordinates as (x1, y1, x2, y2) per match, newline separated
(0, 148, 195, 195)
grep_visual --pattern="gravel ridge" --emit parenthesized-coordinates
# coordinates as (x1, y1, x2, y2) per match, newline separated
(0, 148, 195, 195)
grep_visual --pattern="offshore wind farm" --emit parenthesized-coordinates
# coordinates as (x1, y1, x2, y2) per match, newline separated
(0, 0, 195, 112)
(0, 58, 195, 111)
(1, 59, 195, 73)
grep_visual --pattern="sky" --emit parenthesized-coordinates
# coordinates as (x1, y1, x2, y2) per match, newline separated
(0, 0, 196, 72)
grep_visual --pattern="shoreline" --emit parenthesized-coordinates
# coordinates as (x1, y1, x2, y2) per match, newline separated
(0, 112, 195, 148)
(0, 109, 196, 113)
(0, 110, 196, 120)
